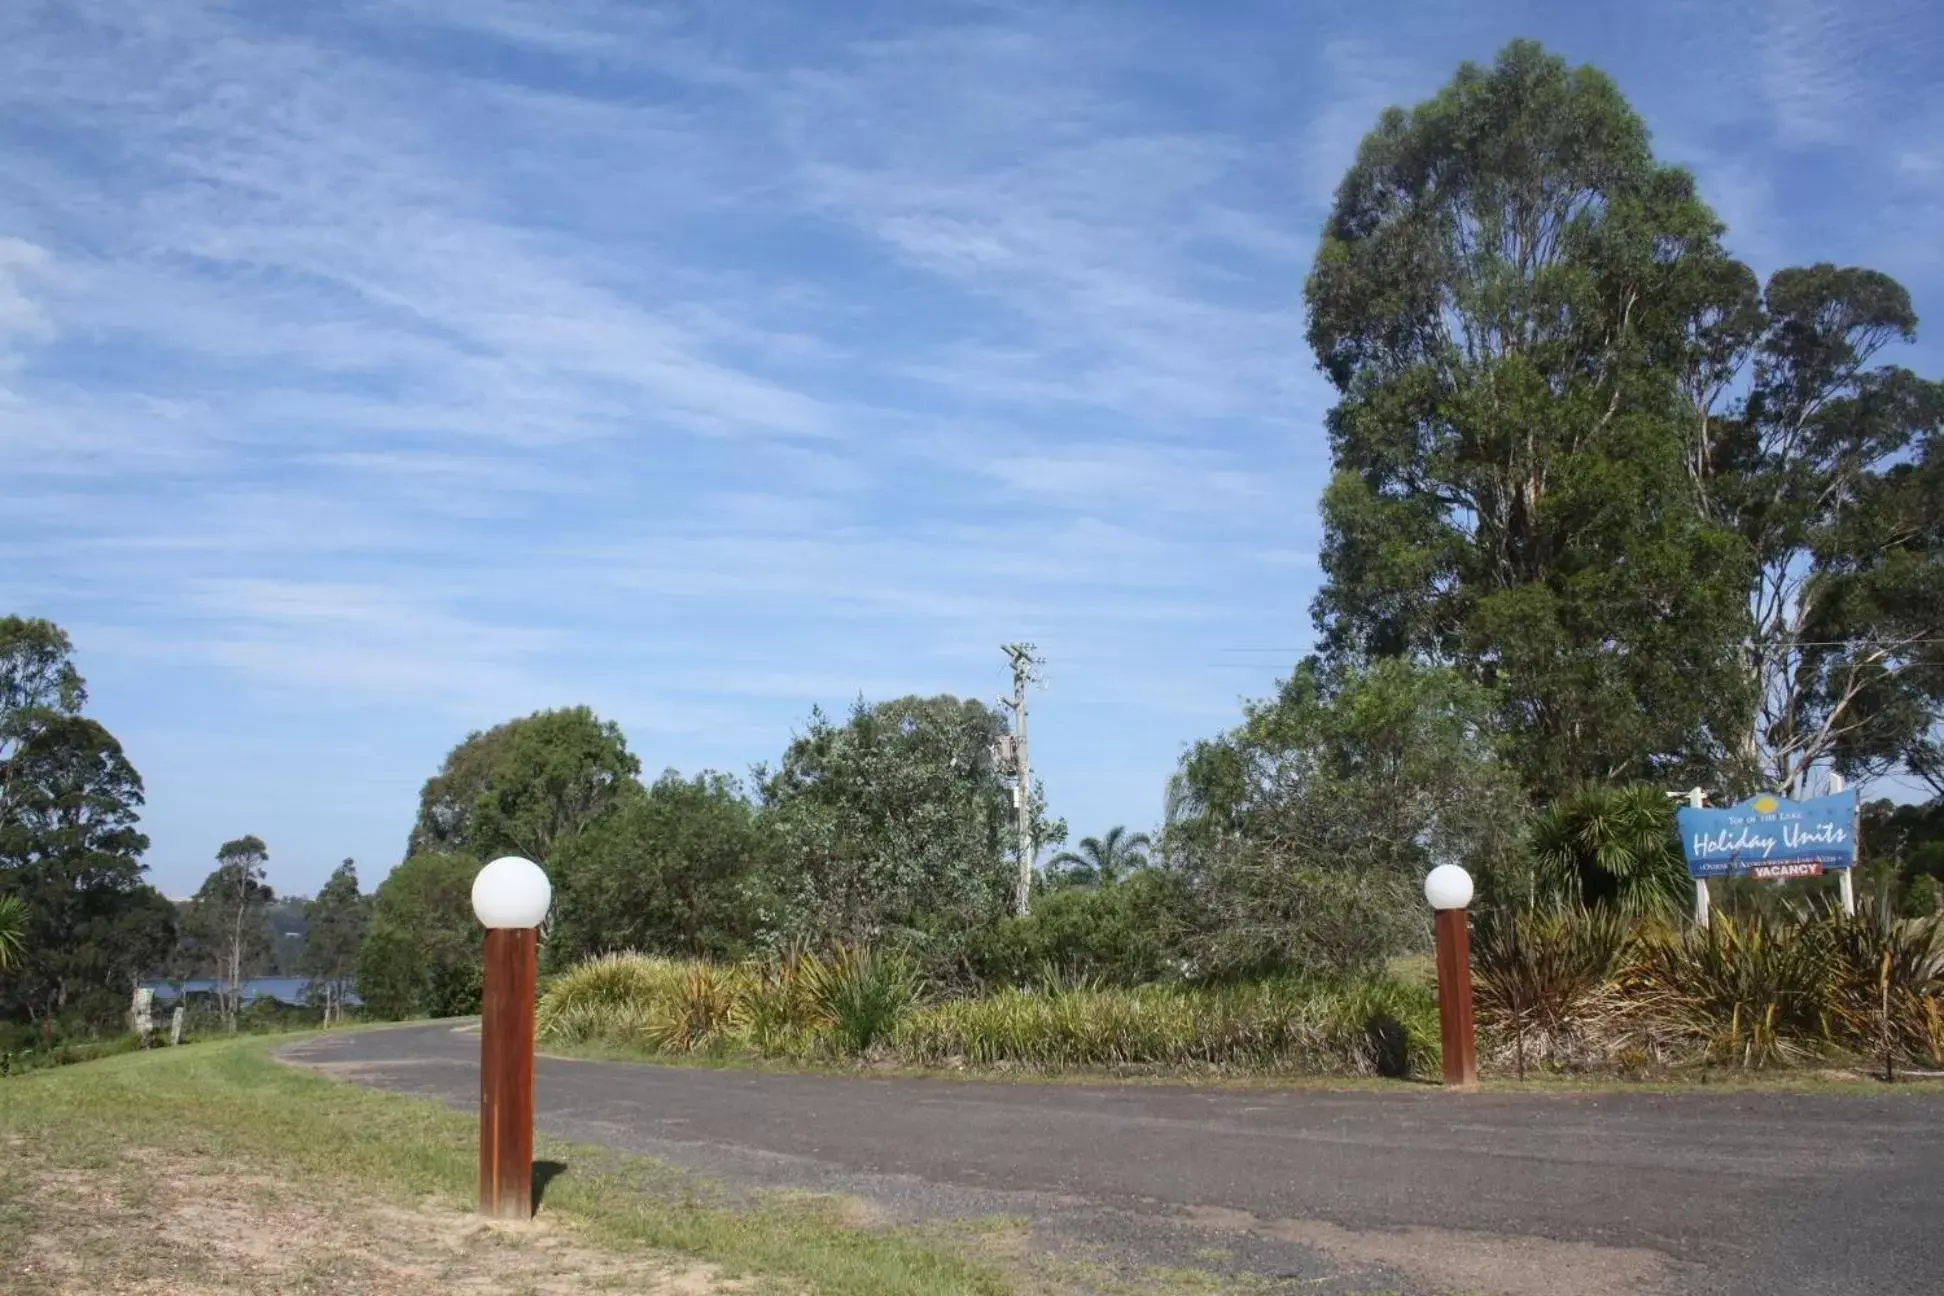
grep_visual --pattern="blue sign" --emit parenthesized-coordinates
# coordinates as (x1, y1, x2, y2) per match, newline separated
(1676, 791, 1859, 879)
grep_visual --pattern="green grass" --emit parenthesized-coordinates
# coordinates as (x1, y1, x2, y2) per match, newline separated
(0, 1029, 1014, 1296)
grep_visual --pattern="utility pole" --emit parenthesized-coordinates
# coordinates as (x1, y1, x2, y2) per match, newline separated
(1000, 643, 1042, 917)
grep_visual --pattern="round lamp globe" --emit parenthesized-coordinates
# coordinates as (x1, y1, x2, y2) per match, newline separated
(471, 856, 552, 929)
(1423, 864, 1473, 911)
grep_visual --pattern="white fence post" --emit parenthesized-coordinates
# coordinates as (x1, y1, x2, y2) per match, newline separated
(1831, 772, 1856, 916)
(130, 986, 154, 1045)
(1688, 788, 1711, 929)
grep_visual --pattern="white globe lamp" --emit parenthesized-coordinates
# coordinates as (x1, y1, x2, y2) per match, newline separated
(471, 856, 552, 929)
(1423, 864, 1473, 912)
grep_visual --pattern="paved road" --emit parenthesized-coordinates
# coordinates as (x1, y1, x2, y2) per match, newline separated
(281, 1024, 1942, 1295)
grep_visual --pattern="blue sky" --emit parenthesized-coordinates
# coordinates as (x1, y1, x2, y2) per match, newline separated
(3, 0, 1940, 899)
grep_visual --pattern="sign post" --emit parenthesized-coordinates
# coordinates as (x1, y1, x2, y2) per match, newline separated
(1676, 789, 1860, 909)
(1687, 788, 1710, 929)
(1830, 774, 1855, 917)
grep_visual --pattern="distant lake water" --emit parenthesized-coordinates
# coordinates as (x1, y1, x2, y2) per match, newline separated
(141, 977, 360, 1007)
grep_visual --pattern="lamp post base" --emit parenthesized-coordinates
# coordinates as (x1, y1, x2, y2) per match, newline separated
(479, 926, 537, 1219)
(1433, 907, 1478, 1090)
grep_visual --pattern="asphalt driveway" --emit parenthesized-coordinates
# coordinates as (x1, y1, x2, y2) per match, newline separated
(279, 1023, 1942, 1295)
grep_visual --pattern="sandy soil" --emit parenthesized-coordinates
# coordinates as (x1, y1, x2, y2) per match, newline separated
(10, 1146, 749, 1295)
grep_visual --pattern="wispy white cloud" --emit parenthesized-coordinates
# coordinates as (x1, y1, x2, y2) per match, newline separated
(0, 236, 55, 351)
(191, 578, 557, 710)
(1751, 0, 1935, 149)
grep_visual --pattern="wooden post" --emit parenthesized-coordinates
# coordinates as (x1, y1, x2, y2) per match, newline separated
(170, 1004, 184, 1046)
(478, 926, 537, 1220)
(1433, 907, 1478, 1089)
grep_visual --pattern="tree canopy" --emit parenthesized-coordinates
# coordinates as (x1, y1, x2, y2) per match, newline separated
(548, 770, 769, 967)
(0, 616, 88, 805)
(1168, 658, 1524, 976)
(1689, 263, 1944, 792)
(760, 695, 1063, 950)
(408, 706, 641, 864)
(300, 858, 369, 1019)
(357, 851, 484, 1019)
(0, 714, 166, 1024)
(1304, 40, 1761, 797)
(184, 836, 275, 1029)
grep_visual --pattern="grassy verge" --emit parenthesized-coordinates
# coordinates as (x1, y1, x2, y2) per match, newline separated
(0, 1030, 1012, 1296)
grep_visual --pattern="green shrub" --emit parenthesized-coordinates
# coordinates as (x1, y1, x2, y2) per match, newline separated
(964, 871, 1187, 989)
(1530, 785, 1688, 916)
(0, 1031, 144, 1078)
(355, 852, 483, 1019)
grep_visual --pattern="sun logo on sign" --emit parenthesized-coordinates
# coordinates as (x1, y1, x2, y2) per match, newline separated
(1752, 795, 1781, 814)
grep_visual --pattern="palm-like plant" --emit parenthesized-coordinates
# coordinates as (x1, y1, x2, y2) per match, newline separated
(0, 894, 25, 971)
(1049, 826, 1153, 887)
(1531, 785, 1689, 916)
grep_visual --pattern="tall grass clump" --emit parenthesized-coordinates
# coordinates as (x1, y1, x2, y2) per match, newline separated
(894, 978, 1437, 1077)
(1630, 909, 1846, 1067)
(1480, 901, 1944, 1073)
(645, 960, 743, 1053)
(1471, 905, 1632, 1075)
(731, 944, 825, 1056)
(1824, 899, 1944, 1075)
(802, 947, 923, 1055)
(537, 947, 925, 1060)
(535, 952, 690, 1048)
